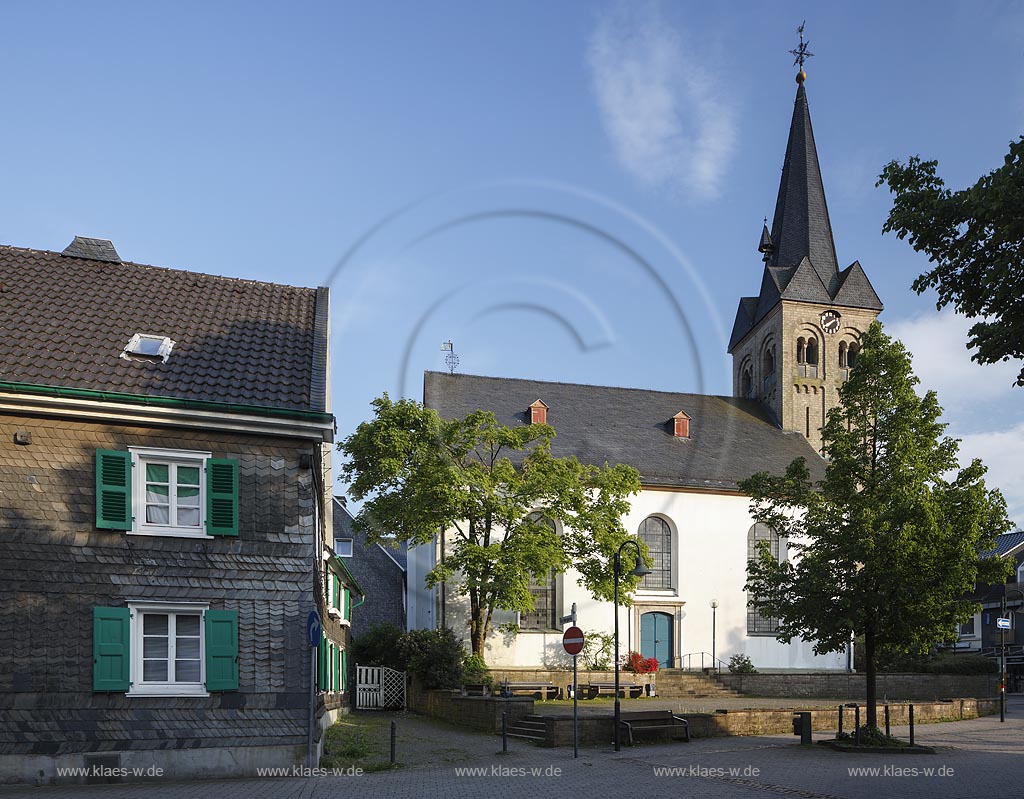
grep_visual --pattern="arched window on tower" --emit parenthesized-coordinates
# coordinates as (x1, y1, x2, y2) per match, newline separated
(805, 337, 818, 378)
(741, 364, 754, 399)
(638, 516, 672, 590)
(796, 338, 805, 365)
(839, 341, 859, 380)
(762, 347, 776, 393)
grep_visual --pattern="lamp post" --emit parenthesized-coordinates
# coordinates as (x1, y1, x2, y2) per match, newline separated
(1000, 586, 1024, 723)
(710, 600, 719, 671)
(614, 539, 651, 752)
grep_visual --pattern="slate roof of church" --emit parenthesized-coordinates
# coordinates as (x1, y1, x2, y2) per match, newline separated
(0, 240, 330, 412)
(729, 80, 883, 352)
(424, 371, 825, 491)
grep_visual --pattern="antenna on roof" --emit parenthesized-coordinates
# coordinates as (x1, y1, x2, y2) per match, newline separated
(441, 340, 459, 374)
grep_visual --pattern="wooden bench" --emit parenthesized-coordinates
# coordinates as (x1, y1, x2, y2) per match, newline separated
(461, 683, 491, 697)
(586, 681, 644, 699)
(501, 682, 560, 700)
(618, 710, 690, 746)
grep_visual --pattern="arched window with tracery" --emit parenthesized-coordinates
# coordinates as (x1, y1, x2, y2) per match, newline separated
(762, 345, 776, 392)
(741, 363, 754, 399)
(521, 514, 558, 630)
(638, 516, 673, 590)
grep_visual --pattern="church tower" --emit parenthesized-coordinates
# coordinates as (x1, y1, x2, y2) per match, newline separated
(728, 60, 883, 452)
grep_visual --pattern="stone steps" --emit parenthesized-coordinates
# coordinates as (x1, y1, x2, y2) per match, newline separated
(652, 671, 741, 698)
(506, 715, 546, 742)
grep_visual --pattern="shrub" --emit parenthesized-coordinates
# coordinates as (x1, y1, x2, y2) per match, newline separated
(398, 627, 466, 689)
(462, 653, 493, 688)
(350, 623, 405, 671)
(625, 651, 659, 674)
(923, 653, 997, 675)
(581, 630, 615, 670)
(728, 654, 757, 674)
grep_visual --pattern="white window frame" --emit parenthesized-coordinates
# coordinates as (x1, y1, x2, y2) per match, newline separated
(122, 333, 176, 362)
(334, 538, 354, 557)
(958, 612, 981, 640)
(127, 601, 210, 697)
(129, 447, 213, 539)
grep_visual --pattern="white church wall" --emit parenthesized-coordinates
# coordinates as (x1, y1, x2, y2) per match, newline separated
(407, 486, 848, 672)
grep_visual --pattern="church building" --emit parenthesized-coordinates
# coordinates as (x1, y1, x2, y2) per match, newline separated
(408, 65, 882, 672)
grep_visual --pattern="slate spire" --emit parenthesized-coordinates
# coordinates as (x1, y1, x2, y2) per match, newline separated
(767, 76, 839, 291)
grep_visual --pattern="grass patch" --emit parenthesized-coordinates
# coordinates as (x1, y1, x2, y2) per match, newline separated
(320, 713, 399, 771)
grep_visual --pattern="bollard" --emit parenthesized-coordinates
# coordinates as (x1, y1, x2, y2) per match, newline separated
(502, 711, 508, 753)
(884, 705, 890, 738)
(854, 705, 860, 745)
(909, 704, 914, 746)
(390, 720, 396, 765)
(837, 705, 843, 736)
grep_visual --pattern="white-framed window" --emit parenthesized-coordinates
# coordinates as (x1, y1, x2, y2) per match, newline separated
(520, 513, 559, 631)
(128, 602, 209, 697)
(637, 515, 674, 592)
(958, 614, 980, 639)
(122, 333, 176, 362)
(1017, 561, 1024, 585)
(129, 447, 212, 538)
(334, 538, 354, 557)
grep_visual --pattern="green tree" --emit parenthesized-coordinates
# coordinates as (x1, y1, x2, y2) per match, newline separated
(742, 322, 1012, 729)
(878, 137, 1024, 385)
(340, 394, 642, 657)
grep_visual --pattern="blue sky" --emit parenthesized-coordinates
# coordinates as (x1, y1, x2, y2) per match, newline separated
(2, 2, 1022, 519)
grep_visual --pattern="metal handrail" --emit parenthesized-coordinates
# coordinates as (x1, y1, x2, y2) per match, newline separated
(679, 651, 730, 673)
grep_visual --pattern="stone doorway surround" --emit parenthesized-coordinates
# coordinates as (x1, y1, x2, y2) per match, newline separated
(630, 600, 684, 668)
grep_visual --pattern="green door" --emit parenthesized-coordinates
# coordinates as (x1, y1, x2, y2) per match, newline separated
(640, 611, 673, 668)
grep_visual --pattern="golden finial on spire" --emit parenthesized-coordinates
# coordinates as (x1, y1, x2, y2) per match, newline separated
(789, 21, 814, 83)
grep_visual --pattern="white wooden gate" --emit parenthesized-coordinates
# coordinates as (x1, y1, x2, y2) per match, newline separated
(356, 665, 406, 710)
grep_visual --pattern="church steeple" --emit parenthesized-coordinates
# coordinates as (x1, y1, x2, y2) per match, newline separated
(767, 76, 840, 292)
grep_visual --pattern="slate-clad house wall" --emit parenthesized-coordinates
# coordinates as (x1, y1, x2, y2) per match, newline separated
(0, 240, 338, 783)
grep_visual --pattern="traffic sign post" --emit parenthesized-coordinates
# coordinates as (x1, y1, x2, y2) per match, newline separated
(562, 616, 584, 759)
(306, 611, 321, 767)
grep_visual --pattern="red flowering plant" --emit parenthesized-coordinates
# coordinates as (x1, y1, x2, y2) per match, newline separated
(625, 651, 659, 674)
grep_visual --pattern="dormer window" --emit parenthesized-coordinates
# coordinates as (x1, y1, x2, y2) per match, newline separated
(529, 400, 548, 426)
(672, 411, 690, 438)
(123, 334, 175, 363)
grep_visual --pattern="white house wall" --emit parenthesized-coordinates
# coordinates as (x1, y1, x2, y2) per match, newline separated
(407, 486, 848, 672)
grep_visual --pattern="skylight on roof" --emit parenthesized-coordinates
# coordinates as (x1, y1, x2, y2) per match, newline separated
(122, 334, 175, 363)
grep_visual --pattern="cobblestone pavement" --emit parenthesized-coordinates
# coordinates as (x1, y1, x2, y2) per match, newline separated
(3, 697, 1020, 799)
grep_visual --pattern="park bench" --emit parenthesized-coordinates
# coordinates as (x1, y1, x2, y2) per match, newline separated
(618, 710, 690, 746)
(461, 683, 491, 697)
(586, 681, 644, 699)
(501, 682, 560, 700)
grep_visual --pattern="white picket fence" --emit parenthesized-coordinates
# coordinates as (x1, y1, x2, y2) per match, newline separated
(355, 665, 406, 710)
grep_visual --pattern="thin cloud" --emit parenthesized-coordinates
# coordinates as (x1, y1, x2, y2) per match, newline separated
(958, 423, 1024, 527)
(586, 3, 736, 200)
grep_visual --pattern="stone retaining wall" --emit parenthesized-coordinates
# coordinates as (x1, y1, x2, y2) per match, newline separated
(718, 672, 997, 700)
(406, 685, 534, 733)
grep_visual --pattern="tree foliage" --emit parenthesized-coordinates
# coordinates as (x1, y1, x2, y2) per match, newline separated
(340, 394, 642, 657)
(878, 137, 1024, 385)
(742, 322, 1012, 727)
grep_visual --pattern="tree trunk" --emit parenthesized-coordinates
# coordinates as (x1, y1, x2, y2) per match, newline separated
(864, 626, 877, 729)
(469, 599, 487, 658)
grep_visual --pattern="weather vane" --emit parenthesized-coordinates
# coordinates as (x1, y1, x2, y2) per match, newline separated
(441, 340, 459, 374)
(789, 21, 814, 77)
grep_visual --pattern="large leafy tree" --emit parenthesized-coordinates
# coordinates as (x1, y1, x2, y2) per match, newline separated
(340, 394, 642, 657)
(878, 137, 1024, 385)
(742, 322, 1012, 729)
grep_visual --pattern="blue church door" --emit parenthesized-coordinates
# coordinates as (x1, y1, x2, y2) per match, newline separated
(640, 612, 673, 668)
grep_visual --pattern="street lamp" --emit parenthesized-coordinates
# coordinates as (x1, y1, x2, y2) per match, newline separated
(710, 600, 719, 671)
(1000, 585, 1024, 723)
(614, 539, 651, 752)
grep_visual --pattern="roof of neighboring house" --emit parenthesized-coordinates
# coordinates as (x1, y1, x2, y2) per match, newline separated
(333, 498, 407, 570)
(423, 371, 825, 491)
(0, 241, 329, 412)
(729, 82, 882, 351)
(985, 530, 1024, 559)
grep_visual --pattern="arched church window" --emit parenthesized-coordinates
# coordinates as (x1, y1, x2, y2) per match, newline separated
(741, 364, 753, 399)
(638, 516, 672, 590)
(805, 338, 818, 365)
(521, 514, 558, 631)
(747, 523, 782, 634)
(762, 346, 776, 392)
(847, 343, 859, 368)
(796, 338, 805, 365)
(838, 341, 848, 368)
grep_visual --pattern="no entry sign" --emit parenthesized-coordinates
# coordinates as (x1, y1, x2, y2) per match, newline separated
(562, 626, 585, 656)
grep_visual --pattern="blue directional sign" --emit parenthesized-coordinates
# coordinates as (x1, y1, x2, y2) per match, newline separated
(307, 610, 322, 646)
(996, 616, 1012, 631)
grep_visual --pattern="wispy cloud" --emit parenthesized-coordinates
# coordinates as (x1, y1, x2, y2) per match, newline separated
(958, 423, 1024, 526)
(887, 308, 1021, 408)
(586, 2, 736, 200)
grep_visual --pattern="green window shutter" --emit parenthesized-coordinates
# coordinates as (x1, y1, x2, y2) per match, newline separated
(95, 450, 132, 531)
(93, 606, 131, 691)
(342, 649, 348, 692)
(344, 588, 350, 620)
(318, 635, 327, 690)
(206, 459, 238, 537)
(332, 574, 339, 610)
(204, 609, 239, 691)
(333, 645, 340, 692)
